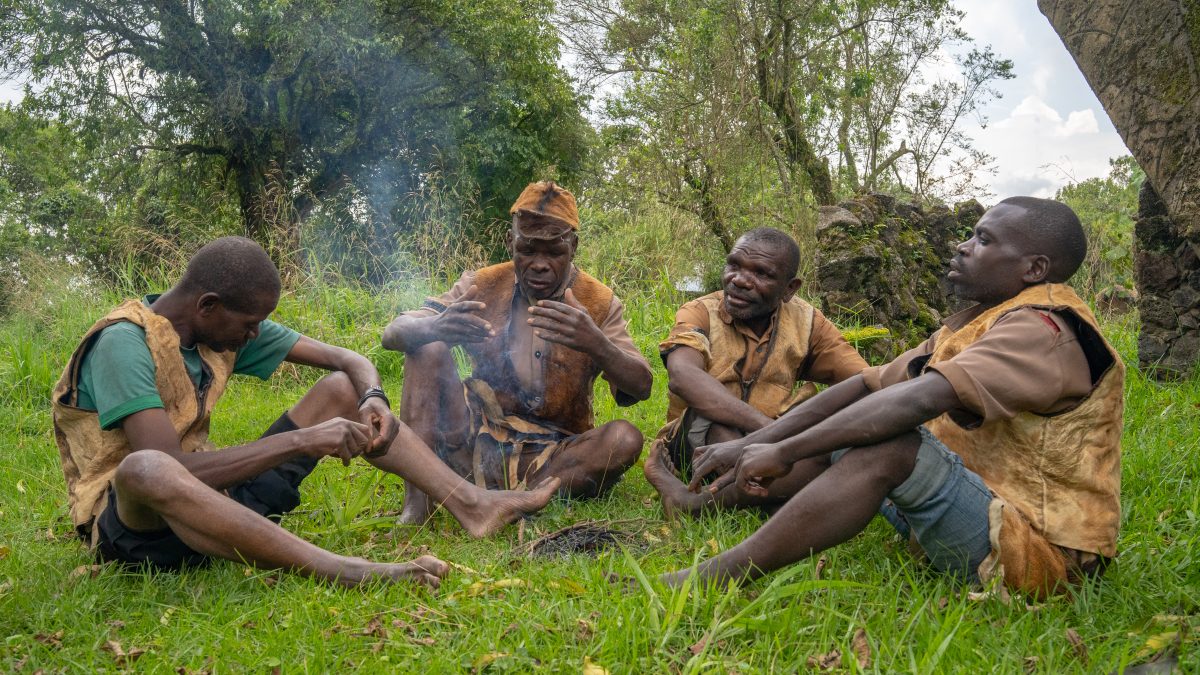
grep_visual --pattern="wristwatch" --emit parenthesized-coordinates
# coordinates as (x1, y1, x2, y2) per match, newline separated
(357, 386, 391, 410)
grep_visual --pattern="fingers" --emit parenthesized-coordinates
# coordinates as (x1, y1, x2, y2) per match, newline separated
(708, 469, 737, 494)
(374, 413, 398, 452)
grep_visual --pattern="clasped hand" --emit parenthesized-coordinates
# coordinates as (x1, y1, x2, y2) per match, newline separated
(298, 398, 398, 465)
(526, 288, 605, 355)
(690, 440, 791, 497)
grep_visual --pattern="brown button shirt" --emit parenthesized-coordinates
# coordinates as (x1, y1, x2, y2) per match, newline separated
(404, 267, 647, 403)
(662, 298, 868, 386)
(862, 305, 1095, 426)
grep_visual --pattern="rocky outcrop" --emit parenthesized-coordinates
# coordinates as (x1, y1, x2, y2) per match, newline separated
(1040, 0, 1200, 378)
(1135, 182, 1200, 377)
(814, 194, 980, 359)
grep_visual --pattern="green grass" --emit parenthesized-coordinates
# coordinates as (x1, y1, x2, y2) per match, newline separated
(0, 278, 1197, 673)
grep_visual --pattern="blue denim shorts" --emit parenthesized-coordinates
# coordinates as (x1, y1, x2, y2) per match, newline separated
(833, 426, 994, 581)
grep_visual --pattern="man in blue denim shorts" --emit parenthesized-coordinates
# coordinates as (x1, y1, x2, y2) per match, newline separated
(661, 197, 1124, 598)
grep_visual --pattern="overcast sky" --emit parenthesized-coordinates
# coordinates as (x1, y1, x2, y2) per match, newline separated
(0, 2, 1130, 202)
(953, 0, 1130, 200)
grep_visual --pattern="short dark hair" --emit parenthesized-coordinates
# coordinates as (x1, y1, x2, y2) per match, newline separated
(737, 227, 801, 280)
(998, 197, 1087, 282)
(177, 236, 281, 312)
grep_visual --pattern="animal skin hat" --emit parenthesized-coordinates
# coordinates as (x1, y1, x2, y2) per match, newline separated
(510, 181, 579, 239)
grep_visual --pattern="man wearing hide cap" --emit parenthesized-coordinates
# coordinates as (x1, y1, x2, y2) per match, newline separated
(384, 181, 653, 522)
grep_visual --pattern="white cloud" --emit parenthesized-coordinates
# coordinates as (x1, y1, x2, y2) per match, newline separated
(999, 96, 1099, 138)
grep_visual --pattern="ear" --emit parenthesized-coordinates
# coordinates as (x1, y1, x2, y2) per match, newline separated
(566, 231, 579, 258)
(780, 277, 803, 303)
(504, 229, 515, 256)
(196, 292, 221, 316)
(1022, 254, 1051, 284)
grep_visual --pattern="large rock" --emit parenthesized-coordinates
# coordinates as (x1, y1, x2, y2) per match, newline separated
(1135, 182, 1200, 378)
(815, 194, 978, 360)
(1040, 0, 1200, 378)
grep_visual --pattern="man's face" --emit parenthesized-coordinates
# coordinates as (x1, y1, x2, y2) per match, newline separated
(721, 238, 799, 322)
(509, 224, 577, 301)
(948, 203, 1037, 306)
(195, 292, 278, 352)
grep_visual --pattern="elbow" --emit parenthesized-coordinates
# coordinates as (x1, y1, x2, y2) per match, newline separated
(381, 321, 405, 352)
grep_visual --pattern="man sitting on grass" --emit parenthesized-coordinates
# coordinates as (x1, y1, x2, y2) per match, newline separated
(643, 227, 867, 516)
(52, 237, 557, 587)
(660, 198, 1123, 599)
(383, 181, 652, 523)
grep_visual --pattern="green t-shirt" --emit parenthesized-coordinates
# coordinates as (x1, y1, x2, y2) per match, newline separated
(75, 296, 301, 430)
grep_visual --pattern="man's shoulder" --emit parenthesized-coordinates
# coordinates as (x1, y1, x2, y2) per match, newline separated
(472, 262, 516, 287)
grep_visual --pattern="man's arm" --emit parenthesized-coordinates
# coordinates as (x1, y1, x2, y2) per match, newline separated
(665, 346, 773, 433)
(689, 374, 871, 490)
(382, 279, 491, 354)
(122, 408, 369, 490)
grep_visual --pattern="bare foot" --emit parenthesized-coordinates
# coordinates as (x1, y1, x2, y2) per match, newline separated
(398, 482, 434, 525)
(350, 554, 450, 589)
(644, 443, 714, 520)
(450, 477, 560, 538)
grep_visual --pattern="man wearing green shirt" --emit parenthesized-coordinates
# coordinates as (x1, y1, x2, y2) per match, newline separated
(53, 236, 558, 587)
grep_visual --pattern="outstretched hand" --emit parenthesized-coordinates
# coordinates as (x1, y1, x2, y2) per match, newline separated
(434, 284, 493, 346)
(526, 288, 606, 356)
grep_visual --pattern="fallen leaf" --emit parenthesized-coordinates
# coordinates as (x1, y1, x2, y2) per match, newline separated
(160, 607, 176, 626)
(642, 531, 661, 544)
(452, 578, 529, 599)
(1157, 509, 1173, 522)
(1134, 631, 1179, 660)
(472, 651, 508, 672)
(34, 631, 64, 648)
(814, 555, 828, 580)
(16, 480, 25, 494)
(936, 597, 949, 610)
(241, 621, 257, 630)
(1064, 628, 1089, 666)
(518, 518, 526, 545)
(360, 615, 387, 639)
(107, 620, 125, 630)
(43, 528, 56, 542)
(705, 538, 719, 555)
(688, 635, 709, 655)
(446, 561, 480, 576)
(411, 637, 436, 646)
(576, 619, 594, 641)
(582, 656, 610, 675)
(852, 628, 871, 669)
(0, 546, 10, 560)
(1022, 656, 1039, 673)
(806, 648, 841, 671)
(68, 564, 104, 581)
(101, 640, 146, 666)
(548, 578, 586, 595)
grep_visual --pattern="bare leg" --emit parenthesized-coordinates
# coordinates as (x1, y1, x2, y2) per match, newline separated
(525, 420, 643, 499)
(660, 432, 920, 587)
(292, 368, 558, 537)
(396, 342, 471, 524)
(112, 450, 448, 587)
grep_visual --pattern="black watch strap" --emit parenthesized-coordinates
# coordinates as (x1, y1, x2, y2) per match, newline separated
(358, 386, 390, 410)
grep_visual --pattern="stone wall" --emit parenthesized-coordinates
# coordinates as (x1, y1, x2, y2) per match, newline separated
(1135, 182, 1200, 378)
(814, 194, 981, 360)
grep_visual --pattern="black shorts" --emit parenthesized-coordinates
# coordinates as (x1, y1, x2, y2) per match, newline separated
(95, 412, 317, 570)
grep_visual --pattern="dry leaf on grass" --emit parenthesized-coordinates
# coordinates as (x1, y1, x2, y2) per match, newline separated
(807, 648, 841, 671)
(852, 628, 871, 669)
(1065, 628, 1089, 666)
(1022, 656, 1039, 673)
(101, 640, 145, 666)
(1134, 631, 1180, 660)
(688, 636, 709, 655)
(68, 564, 104, 581)
(360, 615, 387, 639)
(814, 555, 828, 580)
(34, 631, 64, 648)
(471, 651, 508, 672)
(576, 619, 595, 641)
(411, 637, 436, 646)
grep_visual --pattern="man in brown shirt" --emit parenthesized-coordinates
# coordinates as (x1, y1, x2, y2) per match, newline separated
(383, 181, 653, 523)
(644, 227, 867, 516)
(658, 197, 1123, 599)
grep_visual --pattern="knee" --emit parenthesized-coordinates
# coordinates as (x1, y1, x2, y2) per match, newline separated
(113, 450, 185, 500)
(604, 420, 644, 465)
(406, 341, 453, 367)
(869, 431, 921, 487)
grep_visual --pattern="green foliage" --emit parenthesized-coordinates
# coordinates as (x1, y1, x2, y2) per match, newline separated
(1056, 156, 1143, 296)
(1, 0, 592, 271)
